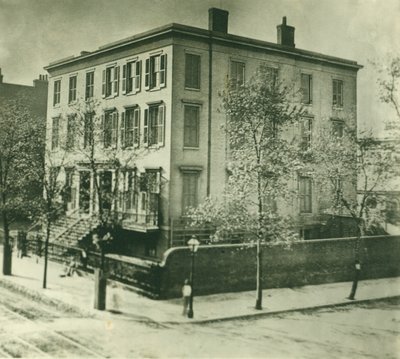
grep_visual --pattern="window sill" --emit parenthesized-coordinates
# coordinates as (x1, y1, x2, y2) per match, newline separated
(53, 104, 61, 108)
(183, 146, 199, 150)
(122, 145, 140, 150)
(185, 87, 200, 92)
(104, 94, 118, 100)
(332, 105, 344, 110)
(68, 101, 77, 106)
(125, 91, 141, 96)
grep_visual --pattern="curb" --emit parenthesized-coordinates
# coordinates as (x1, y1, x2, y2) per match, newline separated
(0, 276, 93, 318)
(163, 295, 400, 325)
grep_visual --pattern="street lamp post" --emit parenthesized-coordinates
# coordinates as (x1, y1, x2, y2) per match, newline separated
(187, 235, 200, 319)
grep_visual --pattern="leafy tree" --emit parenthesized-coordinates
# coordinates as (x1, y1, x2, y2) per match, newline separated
(310, 124, 399, 298)
(0, 97, 45, 275)
(376, 56, 400, 126)
(189, 65, 305, 309)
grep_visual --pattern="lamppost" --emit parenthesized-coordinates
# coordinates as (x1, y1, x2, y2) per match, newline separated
(187, 235, 200, 319)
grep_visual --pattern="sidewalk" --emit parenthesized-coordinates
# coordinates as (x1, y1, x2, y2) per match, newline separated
(1, 253, 399, 324)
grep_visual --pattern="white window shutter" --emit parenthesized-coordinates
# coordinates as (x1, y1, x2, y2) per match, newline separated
(136, 61, 141, 91)
(113, 66, 119, 96)
(143, 108, 149, 146)
(101, 114, 105, 147)
(122, 65, 127, 94)
(158, 104, 165, 145)
(120, 111, 126, 149)
(102, 70, 106, 98)
(160, 54, 166, 88)
(145, 58, 150, 90)
(134, 107, 140, 147)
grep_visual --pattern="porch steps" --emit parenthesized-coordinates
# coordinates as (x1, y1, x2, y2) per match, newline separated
(49, 215, 100, 247)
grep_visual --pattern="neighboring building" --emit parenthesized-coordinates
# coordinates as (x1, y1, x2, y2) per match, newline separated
(0, 68, 48, 119)
(44, 8, 362, 257)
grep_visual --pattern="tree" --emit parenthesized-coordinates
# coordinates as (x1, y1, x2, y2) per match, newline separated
(189, 65, 305, 309)
(310, 124, 399, 299)
(375, 56, 400, 130)
(0, 97, 45, 275)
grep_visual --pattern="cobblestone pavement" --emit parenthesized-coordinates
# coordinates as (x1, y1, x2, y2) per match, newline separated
(1, 282, 399, 358)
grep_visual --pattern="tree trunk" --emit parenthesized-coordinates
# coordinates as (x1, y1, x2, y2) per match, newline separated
(348, 221, 364, 300)
(2, 212, 12, 275)
(42, 220, 51, 289)
(255, 236, 262, 310)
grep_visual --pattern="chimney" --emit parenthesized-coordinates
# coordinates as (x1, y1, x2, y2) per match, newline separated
(277, 16, 295, 47)
(0, 68, 3, 84)
(208, 8, 229, 33)
(33, 74, 48, 88)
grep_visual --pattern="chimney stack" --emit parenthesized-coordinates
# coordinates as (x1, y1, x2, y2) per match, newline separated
(0, 68, 3, 84)
(33, 74, 48, 88)
(277, 16, 295, 47)
(208, 8, 229, 34)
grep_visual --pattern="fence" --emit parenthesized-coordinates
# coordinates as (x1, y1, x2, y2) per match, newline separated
(24, 234, 400, 300)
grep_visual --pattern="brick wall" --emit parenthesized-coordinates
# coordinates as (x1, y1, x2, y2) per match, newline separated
(158, 235, 400, 299)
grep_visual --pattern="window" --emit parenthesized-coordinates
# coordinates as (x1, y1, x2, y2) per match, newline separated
(102, 66, 119, 98)
(301, 74, 312, 104)
(300, 117, 312, 150)
(265, 67, 278, 89)
(182, 172, 199, 213)
(144, 103, 165, 146)
(66, 114, 76, 150)
(121, 107, 140, 148)
(85, 71, 94, 100)
(123, 61, 141, 94)
(145, 54, 167, 90)
(185, 53, 200, 89)
(53, 80, 61, 106)
(125, 170, 137, 211)
(230, 61, 245, 88)
(51, 117, 59, 149)
(299, 176, 312, 213)
(333, 79, 343, 107)
(332, 119, 344, 138)
(84, 112, 94, 149)
(103, 111, 118, 148)
(68, 76, 77, 103)
(184, 105, 200, 147)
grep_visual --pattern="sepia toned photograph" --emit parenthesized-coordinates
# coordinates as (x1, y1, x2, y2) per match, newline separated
(0, 0, 399, 357)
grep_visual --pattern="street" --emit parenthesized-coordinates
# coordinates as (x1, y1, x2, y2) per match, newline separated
(0, 284, 399, 358)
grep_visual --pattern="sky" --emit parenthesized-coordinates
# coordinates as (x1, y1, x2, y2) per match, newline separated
(0, 0, 399, 136)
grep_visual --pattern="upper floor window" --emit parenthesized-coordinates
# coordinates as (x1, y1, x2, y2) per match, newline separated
(53, 80, 61, 106)
(299, 176, 312, 213)
(184, 105, 200, 148)
(145, 54, 167, 90)
(102, 66, 119, 98)
(103, 110, 118, 148)
(332, 119, 344, 138)
(85, 71, 94, 100)
(123, 60, 142, 94)
(121, 107, 140, 148)
(144, 103, 165, 146)
(51, 116, 60, 149)
(66, 114, 76, 150)
(230, 61, 245, 89)
(185, 53, 200, 89)
(332, 79, 343, 107)
(68, 76, 77, 103)
(84, 112, 94, 149)
(265, 66, 279, 89)
(301, 73, 312, 104)
(300, 117, 312, 150)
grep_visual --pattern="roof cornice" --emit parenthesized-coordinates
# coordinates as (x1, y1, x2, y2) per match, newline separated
(44, 23, 362, 72)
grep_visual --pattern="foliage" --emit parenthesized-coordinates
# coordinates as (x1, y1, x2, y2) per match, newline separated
(188, 65, 305, 243)
(310, 123, 399, 235)
(375, 56, 400, 128)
